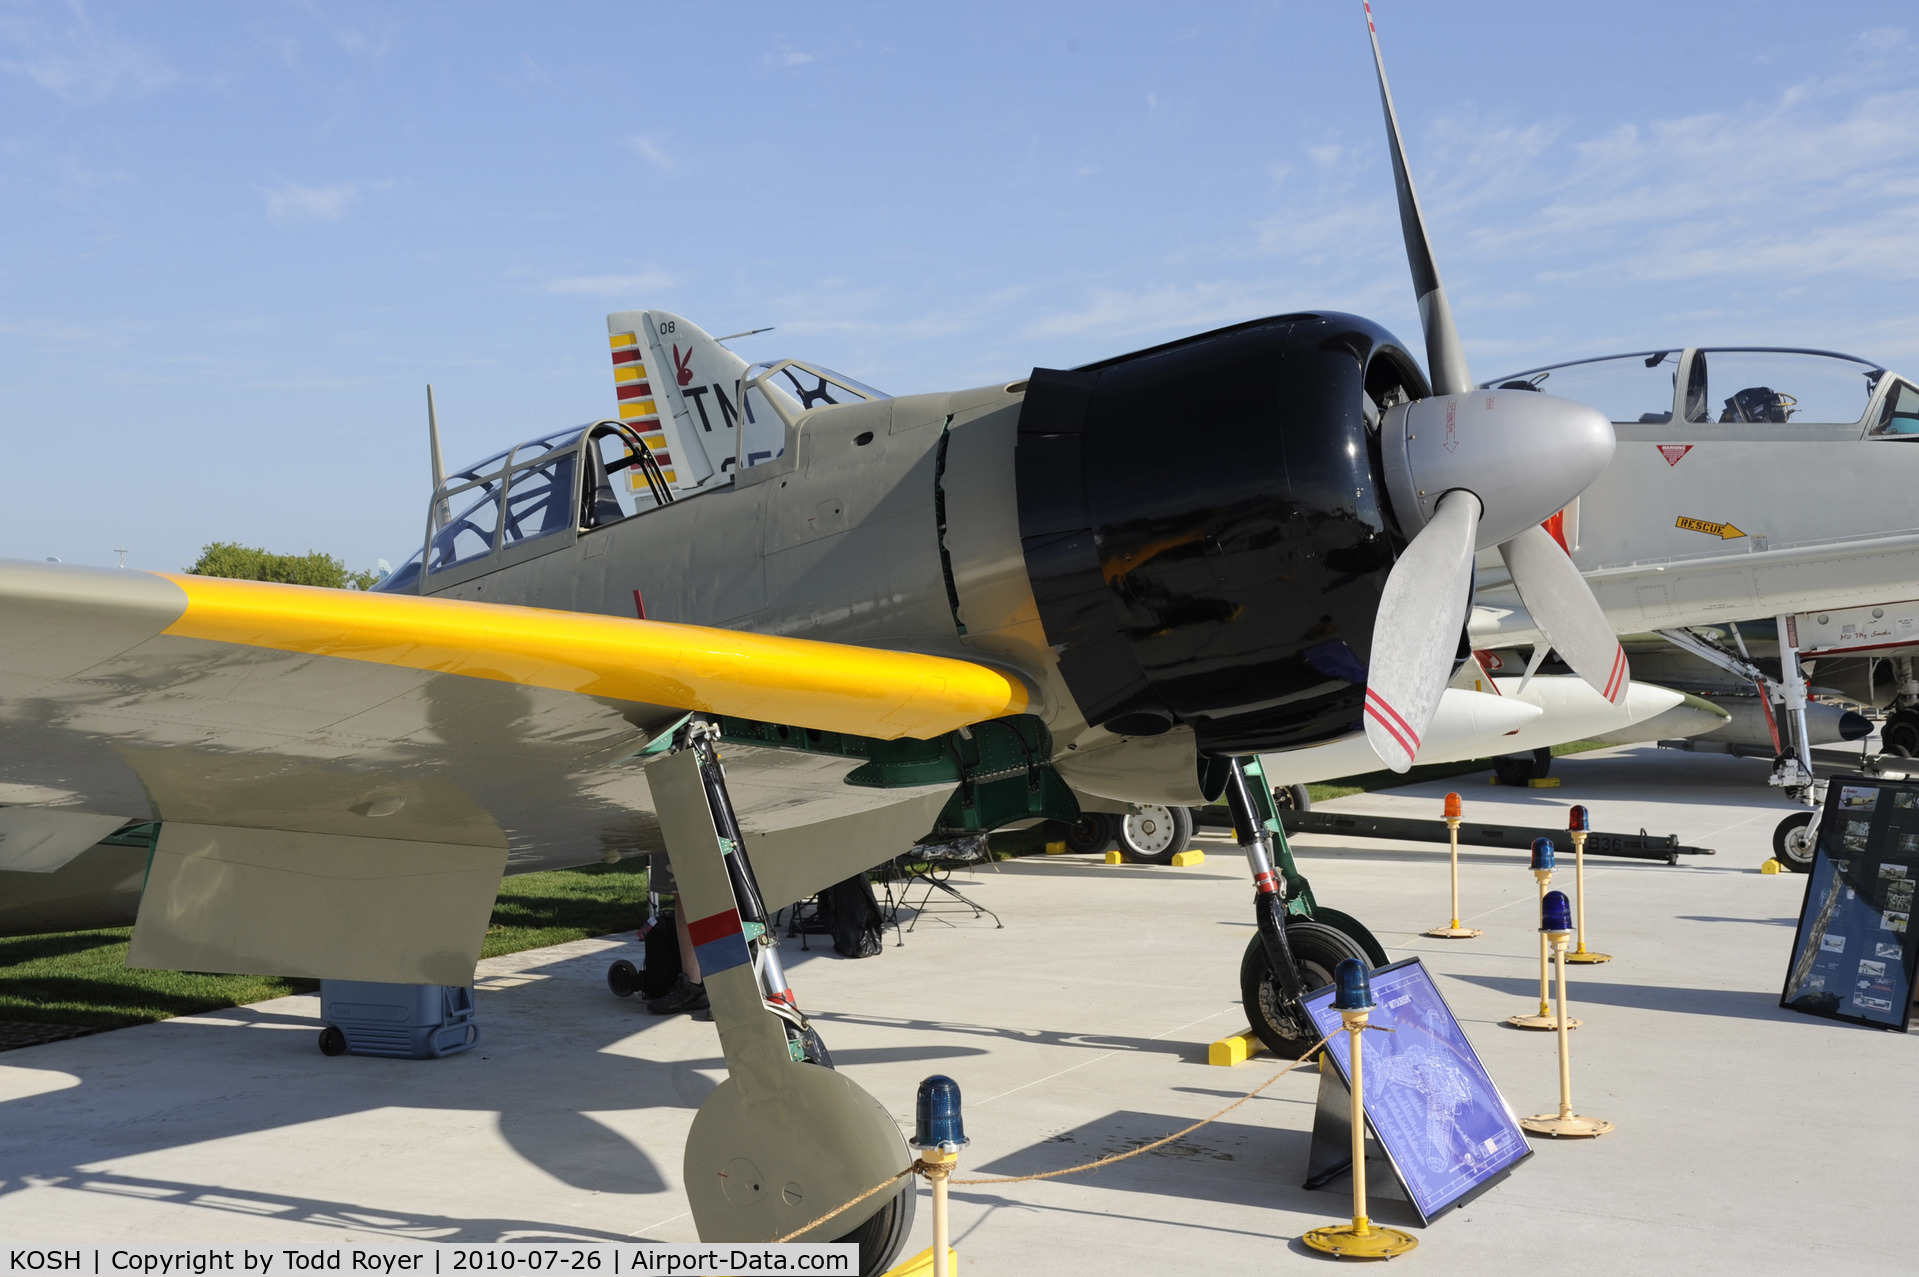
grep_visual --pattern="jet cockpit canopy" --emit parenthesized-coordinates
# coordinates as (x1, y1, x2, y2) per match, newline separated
(1483, 347, 1906, 433)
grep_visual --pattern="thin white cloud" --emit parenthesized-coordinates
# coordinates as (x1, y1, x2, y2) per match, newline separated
(765, 48, 815, 67)
(263, 180, 374, 223)
(626, 136, 676, 170)
(544, 273, 677, 296)
(0, 5, 177, 105)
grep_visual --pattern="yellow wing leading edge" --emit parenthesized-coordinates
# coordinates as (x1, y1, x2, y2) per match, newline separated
(155, 573, 1029, 741)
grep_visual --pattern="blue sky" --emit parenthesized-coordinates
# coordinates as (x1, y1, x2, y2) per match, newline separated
(4, 1, 1915, 574)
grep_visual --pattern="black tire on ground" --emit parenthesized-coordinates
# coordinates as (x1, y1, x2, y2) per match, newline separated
(606, 959, 641, 998)
(1306, 905, 1390, 969)
(835, 1180, 918, 1276)
(1240, 919, 1374, 1059)
(1060, 812, 1115, 855)
(1884, 712, 1919, 757)
(1493, 747, 1553, 786)
(1272, 784, 1311, 812)
(1116, 804, 1195, 865)
(1773, 810, 1817, 873)
(318, 1025, 347, 1057)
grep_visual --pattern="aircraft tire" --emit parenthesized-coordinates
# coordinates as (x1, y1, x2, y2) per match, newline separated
(1272, 784, 1311, 812)
(834, 1180, 917, 1277)
(1059, 812, 1114, 855)
(1117, 804, 1193, 864)
(317, 1026, 347, 1057)
(1773, 810, 1817, 873)
(606, 959, 641, 998)
(1884, 712, 1919, 757)
(1240, 920, 1372, 1059)
(1493, 747, 1552, 786)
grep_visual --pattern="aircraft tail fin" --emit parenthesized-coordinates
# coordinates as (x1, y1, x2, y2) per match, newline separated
(605, 310, 752, 489)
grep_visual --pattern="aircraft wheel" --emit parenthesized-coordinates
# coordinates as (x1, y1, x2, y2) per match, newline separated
(1240, 919, 1372, 1059)
(318, 1026, 347, 1057)
(1059, 813, 1114, 855)
(1773, 810, 1817, 873)
(834, 1181, 917, 1277)
(1117, 804, 1193, 864)
(1884, 711, 1919, 757)
(684, 1066, 915, 1273)
(1493, 748, 1552, 786)
(1272, 784, 1311, 812)
(606, 959, 641, 998)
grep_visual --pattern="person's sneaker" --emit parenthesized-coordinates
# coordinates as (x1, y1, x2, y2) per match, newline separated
(646, 973, 709, 1015)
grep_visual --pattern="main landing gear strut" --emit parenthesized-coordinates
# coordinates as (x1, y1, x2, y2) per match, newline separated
(1224, 756, 1386, 1058)
(651, 722, 915, 1277)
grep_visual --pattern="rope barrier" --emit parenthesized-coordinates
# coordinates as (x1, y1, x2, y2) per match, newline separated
(771, 1029, 1334, 1241)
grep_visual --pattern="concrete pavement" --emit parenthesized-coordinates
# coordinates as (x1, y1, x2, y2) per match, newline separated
(0, 744, 1910, 1273)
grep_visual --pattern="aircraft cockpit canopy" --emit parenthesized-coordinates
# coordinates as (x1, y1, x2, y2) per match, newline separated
(375, 419, 674, 594)
(1483, 348, 1903, 431)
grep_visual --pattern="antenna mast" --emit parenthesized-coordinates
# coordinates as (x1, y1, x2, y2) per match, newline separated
(427, 385, 450, 524)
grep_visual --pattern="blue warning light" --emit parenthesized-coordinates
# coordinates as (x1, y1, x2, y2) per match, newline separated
(914, 1075, 967, 1149)
(1542, 890, 1573, 933)
(1333, 958, 1376, 1011)
(1530, 837, 1555, 871)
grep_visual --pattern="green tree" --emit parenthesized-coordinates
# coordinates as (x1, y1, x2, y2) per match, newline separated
(185, 542, 382, 590)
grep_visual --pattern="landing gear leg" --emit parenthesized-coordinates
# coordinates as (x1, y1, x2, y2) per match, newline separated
(1774, 613, 1817, 806)
(651, 722, 914, 1276)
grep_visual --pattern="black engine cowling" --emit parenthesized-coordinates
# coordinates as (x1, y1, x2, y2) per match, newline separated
(1015, 311, 1426, 755)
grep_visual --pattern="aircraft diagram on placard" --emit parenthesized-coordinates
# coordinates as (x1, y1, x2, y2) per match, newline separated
(0, 8, 1651, 1272)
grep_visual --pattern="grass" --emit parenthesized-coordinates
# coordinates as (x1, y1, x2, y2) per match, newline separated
(0, 742, 1620, 1032)
(0, 857, 655, 1032)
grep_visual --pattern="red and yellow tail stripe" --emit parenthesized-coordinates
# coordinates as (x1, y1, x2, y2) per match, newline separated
(609, 331, 676, 486)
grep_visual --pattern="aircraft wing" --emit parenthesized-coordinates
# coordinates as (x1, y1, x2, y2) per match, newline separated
(0, 560, 1026, 981)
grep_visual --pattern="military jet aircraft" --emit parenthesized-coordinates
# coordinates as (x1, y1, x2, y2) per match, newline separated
(1467, 344, 1919, 798)
(0, 8, 1627, 1271)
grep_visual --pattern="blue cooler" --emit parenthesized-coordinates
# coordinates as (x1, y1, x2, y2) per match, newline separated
(318, 980, 480, 1059)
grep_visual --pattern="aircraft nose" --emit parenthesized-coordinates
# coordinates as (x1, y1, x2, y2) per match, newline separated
(1383, 390, 1615, 549)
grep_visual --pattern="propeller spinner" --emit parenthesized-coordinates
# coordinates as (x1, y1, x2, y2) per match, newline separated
(1360, 1, 1629, 771)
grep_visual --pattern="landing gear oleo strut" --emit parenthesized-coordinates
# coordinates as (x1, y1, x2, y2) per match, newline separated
(650, 722, 915, 1276)
(1226, 756, 1385, 1059)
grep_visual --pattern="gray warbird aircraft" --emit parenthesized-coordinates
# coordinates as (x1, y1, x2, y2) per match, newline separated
(0, 10, 1623, 1271)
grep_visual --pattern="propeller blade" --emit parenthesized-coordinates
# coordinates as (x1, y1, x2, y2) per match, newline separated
(1498, 522, 1630, 706)
(1363, 2, 1472, 396)
(1365, 489, 1481, 772)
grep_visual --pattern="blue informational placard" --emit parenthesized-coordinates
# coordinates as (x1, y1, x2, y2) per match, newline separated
(1304, 957, 1531, 1223)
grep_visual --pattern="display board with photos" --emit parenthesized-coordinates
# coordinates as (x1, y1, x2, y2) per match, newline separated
(1781, 775, 1919, 1031)
(1303, 957, 1531, 1224)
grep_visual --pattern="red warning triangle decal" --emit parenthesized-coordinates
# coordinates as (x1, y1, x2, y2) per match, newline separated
(1657, 444, 1692, 467)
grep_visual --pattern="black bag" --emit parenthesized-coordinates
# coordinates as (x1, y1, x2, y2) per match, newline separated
(640, 912, 682, 998)
(817, 874, 885, 959)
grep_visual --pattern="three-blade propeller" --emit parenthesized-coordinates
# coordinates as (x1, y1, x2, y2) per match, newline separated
(1360, 2, 1629, 772)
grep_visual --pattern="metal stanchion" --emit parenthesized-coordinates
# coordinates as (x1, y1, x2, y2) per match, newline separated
(1521, 891, 1614, 1139)
(1564, 805, 1612, 964)
(1509, 838, 1580, 1031)
(1425, 791, 1481, 938)
(911, 1076, 966, 1277)
(1302, 960, 1418, 1260)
